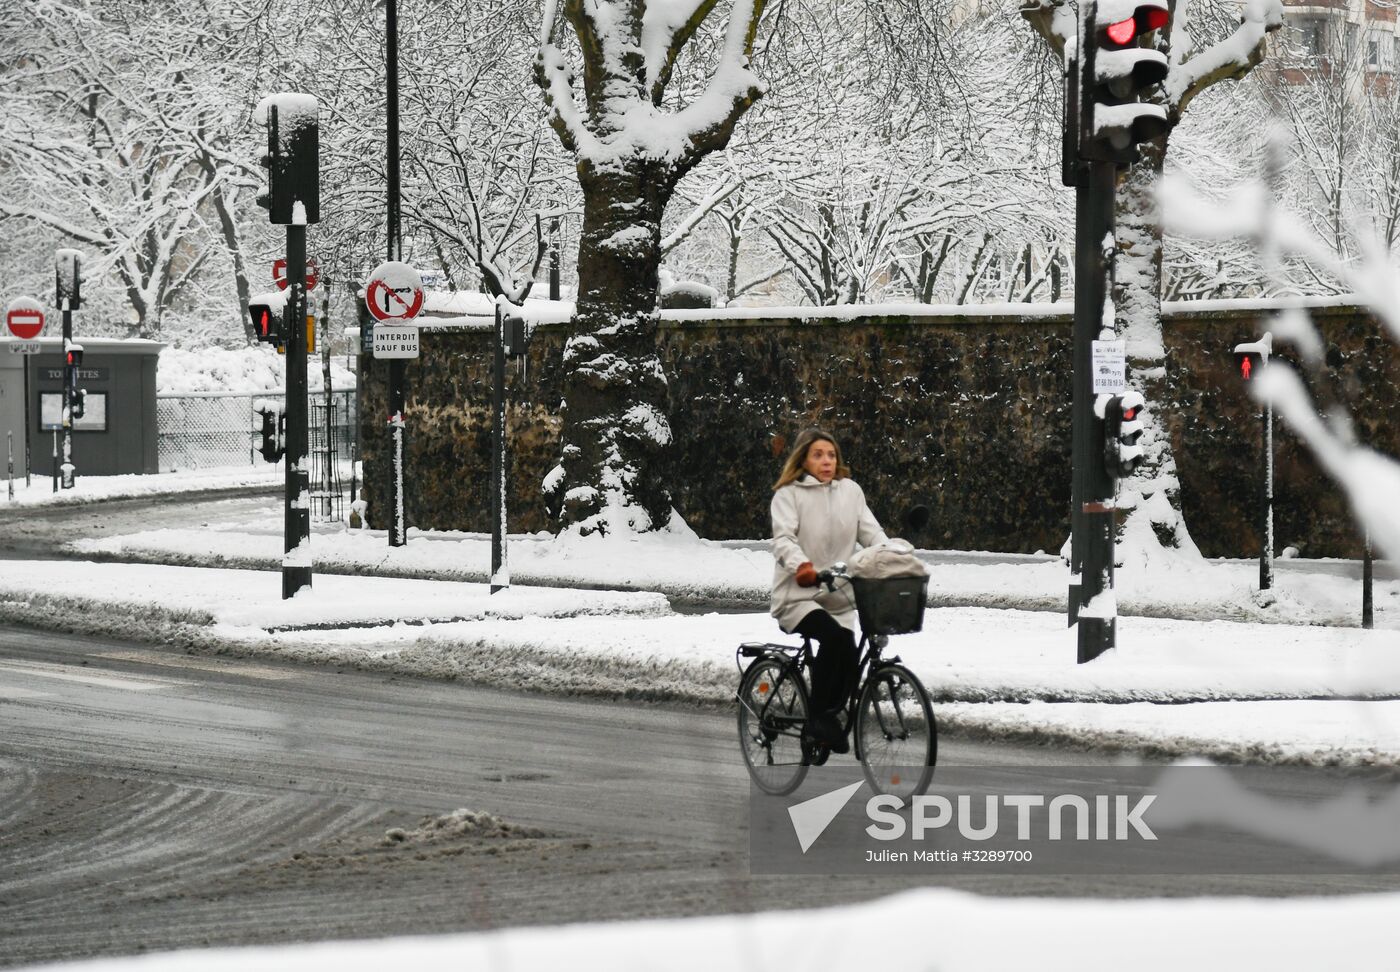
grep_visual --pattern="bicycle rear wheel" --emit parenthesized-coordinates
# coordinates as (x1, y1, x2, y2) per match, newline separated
(856, 662, 936, 799)
(737, 656, 810, 796)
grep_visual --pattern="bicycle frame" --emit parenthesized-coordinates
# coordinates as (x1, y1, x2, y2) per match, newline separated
(737, 627, 906, 759)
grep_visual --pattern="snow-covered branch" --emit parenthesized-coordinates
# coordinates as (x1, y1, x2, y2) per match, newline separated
(1165, 0, 1283, 118)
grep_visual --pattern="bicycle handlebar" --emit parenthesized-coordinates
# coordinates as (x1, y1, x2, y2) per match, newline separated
(815, 562, 849, 593)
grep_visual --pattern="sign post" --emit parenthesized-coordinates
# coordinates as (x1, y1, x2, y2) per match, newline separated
(366, 260, 424, 548)
(55, 249, 81, 489)
(492, 306, 507, 593)
(491, 308, 529, 594)
(1234, 332, 1273, 591)
(6, 296, 44, 486)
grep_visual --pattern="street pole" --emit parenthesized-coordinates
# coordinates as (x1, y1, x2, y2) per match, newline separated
(60, 304, 74, 489)
(321, 284, 334, 520)
(384, 0, 408, 549)
(491, 305, 507, 592)
(1260, 390, 1274, 590)
(23, 355, 31, 486)
(283, 222, 312, 599)
(7, 432, 13, 501)
(1363, 532, 1374, 630)
(386, 0, 401, 265)
(388, 357, 406, 546)
(549, 217, 561, 301)
(1070, 159, 1118, 663)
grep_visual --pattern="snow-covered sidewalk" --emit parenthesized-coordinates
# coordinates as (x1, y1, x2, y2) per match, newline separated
(67, 519, 1399, 627)
(4, 559, 1400, 767)
(33, 885, 1400, 972)
(1, 466, 282, 508)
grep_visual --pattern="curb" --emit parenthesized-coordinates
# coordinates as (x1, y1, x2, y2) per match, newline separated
(2, 592, 1395, 770)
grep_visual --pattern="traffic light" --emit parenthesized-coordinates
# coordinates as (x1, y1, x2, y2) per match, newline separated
(1079, 0, 1170, 165)
(256, 406, 285, 463)
(502, 314, 528, 357)
(248, 291, 286, 346)
(71, 389, 86, 421)
(1103, 391, 1146, 480)
(55, 249, 82, 310)
(64, 345, 82, 368)
(255, 99, 320, 225)
(1233, 337, 1270, 382)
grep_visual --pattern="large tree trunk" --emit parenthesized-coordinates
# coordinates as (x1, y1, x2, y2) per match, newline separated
(545, 159, 676, 535)
(1112, 137, 1201, 568)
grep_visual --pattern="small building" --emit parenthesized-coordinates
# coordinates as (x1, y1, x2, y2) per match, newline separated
(0, 337, 163, 477)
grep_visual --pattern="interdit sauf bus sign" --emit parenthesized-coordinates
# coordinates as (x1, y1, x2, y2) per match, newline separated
(749, 765, 1400, 875)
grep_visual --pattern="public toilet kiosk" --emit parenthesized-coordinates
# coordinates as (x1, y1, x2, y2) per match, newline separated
(0, 337, 163, 478)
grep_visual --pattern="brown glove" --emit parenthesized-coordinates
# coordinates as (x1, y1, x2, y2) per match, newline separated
(795, 562, 818, 588)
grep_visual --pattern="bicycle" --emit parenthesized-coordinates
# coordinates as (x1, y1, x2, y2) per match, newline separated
(735, 564, 936, 800)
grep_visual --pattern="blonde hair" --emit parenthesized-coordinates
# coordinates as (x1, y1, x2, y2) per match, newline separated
(773, 428, 851, 490)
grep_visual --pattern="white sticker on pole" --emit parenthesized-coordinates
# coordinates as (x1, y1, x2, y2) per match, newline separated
(365, 261, 424, 322)
(373, 324, 420, 359)
(1091, 339, 1126, 394)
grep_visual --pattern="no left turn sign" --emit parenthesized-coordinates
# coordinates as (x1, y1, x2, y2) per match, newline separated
(365, 261, 424, 322)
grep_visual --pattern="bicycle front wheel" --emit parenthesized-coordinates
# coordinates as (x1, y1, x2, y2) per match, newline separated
(737, 656, 810, 796)
(856, 662, 936, 799)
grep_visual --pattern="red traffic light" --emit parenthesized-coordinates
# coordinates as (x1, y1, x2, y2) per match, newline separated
(258, 309, 270, 337)
(1241, 357, 1252, 380)
(1121, 406, 1138, 421)
(1106, 18, 1137, 44)
(1101, 2, 1169, 46)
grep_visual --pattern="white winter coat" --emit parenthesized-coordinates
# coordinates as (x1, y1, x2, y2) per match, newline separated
(770, 475, 888, 633)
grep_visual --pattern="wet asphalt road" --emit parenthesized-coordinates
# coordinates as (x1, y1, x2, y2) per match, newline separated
(4, 623, 1400, 967)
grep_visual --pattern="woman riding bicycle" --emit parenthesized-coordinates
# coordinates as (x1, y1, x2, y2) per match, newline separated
(771, 427, 888, 754)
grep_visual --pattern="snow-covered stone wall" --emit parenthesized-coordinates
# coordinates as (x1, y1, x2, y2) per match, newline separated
(357, 303, 1388, 556)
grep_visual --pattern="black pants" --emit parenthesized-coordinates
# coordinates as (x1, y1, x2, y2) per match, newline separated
(795, 610, 859, 716)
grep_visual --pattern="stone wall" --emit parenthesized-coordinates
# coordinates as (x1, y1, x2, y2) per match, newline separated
(358, 302, 1391, 558)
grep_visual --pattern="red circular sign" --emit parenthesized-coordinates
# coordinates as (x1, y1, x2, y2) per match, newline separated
(6, 297, 45, 339)
(273, 257, 319, 292)
(365, 262, 424, 322)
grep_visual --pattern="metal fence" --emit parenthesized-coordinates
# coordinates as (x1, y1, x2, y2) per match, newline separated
(156, 389, 358, 474)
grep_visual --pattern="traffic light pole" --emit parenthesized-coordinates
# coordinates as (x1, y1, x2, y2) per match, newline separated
(1260, 393, 1273, 591)
(60, 304, 74, 490)
(1070, 159, 1118, 663)
(283, 223, 313, 599)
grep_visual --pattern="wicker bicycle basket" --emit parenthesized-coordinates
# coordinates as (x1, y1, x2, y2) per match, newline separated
(851, 575, 928, 635)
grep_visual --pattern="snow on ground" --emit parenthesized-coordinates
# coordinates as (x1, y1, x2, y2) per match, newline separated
(938, 699, 1400, 767)
(67, 519, 1399, 627)
(0, 561, 667, 630)
(1, 466, 282, 509)
(157, 345, 354, 395)
(31, 885, 1400, 971)
(4, 560, 1400, 764)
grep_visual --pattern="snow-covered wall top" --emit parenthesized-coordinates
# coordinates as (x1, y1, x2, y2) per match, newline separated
(157, 345, 353, 396)
(418, 294, 1365, 329)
